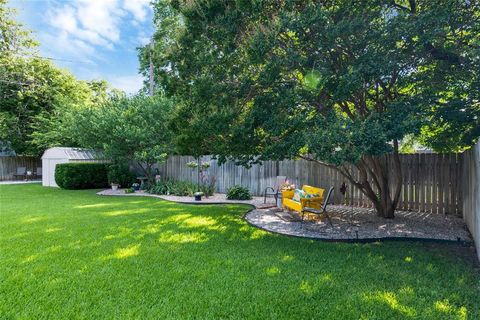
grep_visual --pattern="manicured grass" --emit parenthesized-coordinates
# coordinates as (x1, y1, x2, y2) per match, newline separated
(0, 184, 479, 319)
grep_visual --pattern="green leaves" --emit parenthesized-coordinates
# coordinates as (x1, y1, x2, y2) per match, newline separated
(65, 95, 176, 183)
(147, 0, 479, 166)
(303, 70, 322, 91)
(0, 2, 114, 155)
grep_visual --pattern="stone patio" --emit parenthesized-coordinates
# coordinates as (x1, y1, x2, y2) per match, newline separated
(97, 189, 472, 242)
(246, 205, 472, 242)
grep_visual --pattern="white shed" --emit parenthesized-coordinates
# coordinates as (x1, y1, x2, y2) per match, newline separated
(41, 147, 105, 187)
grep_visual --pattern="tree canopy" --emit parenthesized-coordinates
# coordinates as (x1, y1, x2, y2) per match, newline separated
(67, 95, 176, 184)
(0, 1, 112, 155)
(144, 0, 480, 218)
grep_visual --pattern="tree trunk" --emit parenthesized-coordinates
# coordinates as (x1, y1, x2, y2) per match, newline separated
(356, 147, 402, 219)
(301, 142, 403, 218)
(373, 184, 396, 219)
(137, 161, 155, 186)
(332, 148, 402, 218)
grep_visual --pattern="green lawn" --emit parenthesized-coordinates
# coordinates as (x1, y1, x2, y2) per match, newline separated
(0, 184, 479, 319)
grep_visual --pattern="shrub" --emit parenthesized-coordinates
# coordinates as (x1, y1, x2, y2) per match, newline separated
(149, 179, 204, 197)
(55, 163, 108, 189)
(107, 164, 135, 188)
(226, 185, 252, 200)
(199, 174, 216, 197)
(124, 188, 135, 194)
(148, 178, 216, 197)
(148, 179, 173, 195)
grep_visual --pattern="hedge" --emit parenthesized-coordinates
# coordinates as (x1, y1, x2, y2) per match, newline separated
(55, 163, 108, 189)
(226, 185, 252, 200)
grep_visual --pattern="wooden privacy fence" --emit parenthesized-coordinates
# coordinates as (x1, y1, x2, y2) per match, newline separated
(0, 156, 42, 181)
(462, 141, 479, 261)
(158, 153, 463, 215)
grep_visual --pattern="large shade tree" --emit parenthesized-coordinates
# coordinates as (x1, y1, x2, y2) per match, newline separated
(144, 0, 480, 218)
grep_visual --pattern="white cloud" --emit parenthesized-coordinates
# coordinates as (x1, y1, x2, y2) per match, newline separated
(46, 0, 151, 50)
(48, 0, 122, 49)
(138, 36, 151, 46)
(49, 10, 107, 50)
(123, 0, 151, 22)
(76, 0, 123, 43)
(136, 29, 151, 46)
(40, 31, 97, 63)
(108, 74, 145, 94)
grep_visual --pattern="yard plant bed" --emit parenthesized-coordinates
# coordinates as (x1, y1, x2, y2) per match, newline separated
(1, 184, 479, 319)
(97, 188, 268, 207)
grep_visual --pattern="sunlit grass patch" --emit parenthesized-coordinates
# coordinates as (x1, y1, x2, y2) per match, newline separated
(364, 291, 417, 317)
(107, 244, 140, 259)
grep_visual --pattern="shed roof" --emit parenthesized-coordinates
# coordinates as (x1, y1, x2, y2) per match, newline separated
(41, 147, 104, 160)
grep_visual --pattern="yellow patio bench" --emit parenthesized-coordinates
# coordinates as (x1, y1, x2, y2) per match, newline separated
(282, 185, 325, 213)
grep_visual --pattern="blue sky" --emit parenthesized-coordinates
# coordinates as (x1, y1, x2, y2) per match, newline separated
(9, 0, 154, 94)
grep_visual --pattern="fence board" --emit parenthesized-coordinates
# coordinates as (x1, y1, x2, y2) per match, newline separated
(419, 153, 425, 212)
(425, 154, 432, 213)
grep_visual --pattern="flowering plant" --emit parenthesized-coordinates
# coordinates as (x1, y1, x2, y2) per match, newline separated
(186, 161, 210, 169)
(186, 161, 198, 168)
(280, 181, 295, 191)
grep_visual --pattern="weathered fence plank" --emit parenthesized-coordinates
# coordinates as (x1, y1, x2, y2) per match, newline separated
(157, 153, 464, 214)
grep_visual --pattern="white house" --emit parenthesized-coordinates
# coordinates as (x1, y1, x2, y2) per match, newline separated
(41, 147, 105, 187)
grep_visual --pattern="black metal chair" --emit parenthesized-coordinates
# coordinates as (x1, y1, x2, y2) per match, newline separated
(263, 176, 287, 204)
(13, 167, 26, 180)
(34, 167, 42, 179)
(301, 187, 335, 226)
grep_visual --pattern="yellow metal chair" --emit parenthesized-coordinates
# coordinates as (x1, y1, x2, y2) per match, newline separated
(282, 185, 325, 214)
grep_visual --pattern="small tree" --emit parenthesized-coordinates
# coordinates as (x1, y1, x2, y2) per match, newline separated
(71, 95, 175, 185)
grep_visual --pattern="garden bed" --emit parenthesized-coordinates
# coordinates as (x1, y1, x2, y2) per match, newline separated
(97, 188, 272, 208)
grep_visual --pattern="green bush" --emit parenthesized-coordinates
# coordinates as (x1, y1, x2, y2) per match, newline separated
(148, 178, 217, 197)
(149, 179, 198, 197)
(226, 185, 252, 200)
(55, 163, 108, 190)
(107, 164, 135, 188)
(124, 187, 135, 194)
